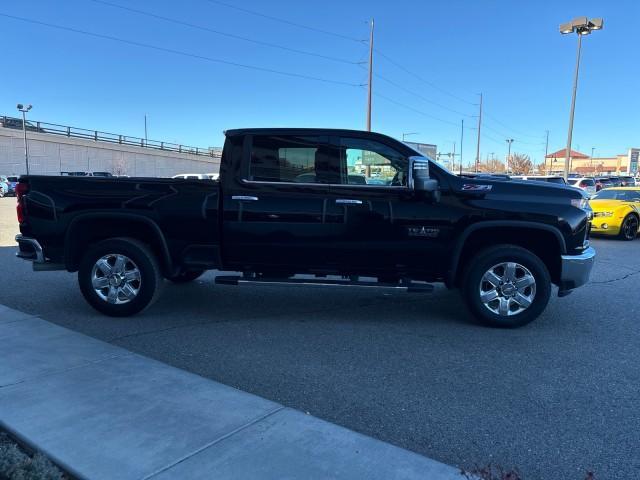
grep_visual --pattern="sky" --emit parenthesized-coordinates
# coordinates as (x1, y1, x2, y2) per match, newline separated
(1, 0, 638, 167)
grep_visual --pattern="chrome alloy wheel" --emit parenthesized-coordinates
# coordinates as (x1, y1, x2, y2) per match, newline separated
(91, 254, 141, 304)
(479, 262, 536, 316)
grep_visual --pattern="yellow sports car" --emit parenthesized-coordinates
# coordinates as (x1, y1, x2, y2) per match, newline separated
(589, 187, 640, 240)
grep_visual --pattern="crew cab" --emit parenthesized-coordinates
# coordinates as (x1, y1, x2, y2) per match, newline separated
(15, 128, 595, 327)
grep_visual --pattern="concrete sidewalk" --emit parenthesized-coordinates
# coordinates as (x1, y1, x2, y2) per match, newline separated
(0, 304, 463, 479)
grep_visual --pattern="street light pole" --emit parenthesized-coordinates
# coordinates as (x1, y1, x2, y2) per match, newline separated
(506, 139, 514, 174)
(402, 132, 419, 142)
(16, 104, 32, 175)
(564, 32, 582, 181)
(559, 17, 603, 181)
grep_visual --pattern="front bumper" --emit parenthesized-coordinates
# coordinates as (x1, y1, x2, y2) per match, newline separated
(15, 235, 45, 263)
(560, 246, 596, 290)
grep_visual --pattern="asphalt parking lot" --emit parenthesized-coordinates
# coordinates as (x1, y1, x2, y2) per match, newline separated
(1, 196, 638, 479)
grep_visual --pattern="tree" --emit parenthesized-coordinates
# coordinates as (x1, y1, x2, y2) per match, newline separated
(508, 153, 533, 175)
(477, 158, 505, 173)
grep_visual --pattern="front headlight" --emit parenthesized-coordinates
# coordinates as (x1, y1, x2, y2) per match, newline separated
(593, 211, 614, 217)
(570, 198, 589, 209)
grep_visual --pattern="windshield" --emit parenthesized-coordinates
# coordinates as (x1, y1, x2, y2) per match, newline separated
(593, 189, 640, 201)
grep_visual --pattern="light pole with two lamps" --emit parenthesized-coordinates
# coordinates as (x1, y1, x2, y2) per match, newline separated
(505, 139, 514, 174)
(559, 17, 603, 181)
(16, 103, 32, 175)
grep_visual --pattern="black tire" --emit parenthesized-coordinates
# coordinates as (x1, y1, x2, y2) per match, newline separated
(166, 269, 205, 283)
(462, 244, 551, 328)
(78, 237, 163, 317)
(618, 214, 639, 241)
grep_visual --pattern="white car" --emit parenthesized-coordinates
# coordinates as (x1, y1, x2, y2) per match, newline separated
(568, 177, 597, 197)
(172, 173, 218, 180)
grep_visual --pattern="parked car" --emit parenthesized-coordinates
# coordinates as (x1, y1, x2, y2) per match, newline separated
(568, 177, 597, 197)
(0, 177, 8, 197)
(172, 173, 213, 180)
(15, 128, 595, 328)
(6, 176, 18, 196)
(619, 176, 636, 187)
(91, 172, 113, 177)
(0, 117, 45, 132)
(589, 187, 640, 240)
(595, 177, 613, 191)
(0, 175, 15, 196)
(513, 175, 567, 185)
(61, 171, 90, 177)
(607, 176, 622, 187)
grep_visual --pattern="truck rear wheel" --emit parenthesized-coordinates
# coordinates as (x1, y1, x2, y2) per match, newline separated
(462, 245, 551, 328)
(78, 238, 162, 317)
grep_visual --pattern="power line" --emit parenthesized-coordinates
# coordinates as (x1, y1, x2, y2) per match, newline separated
(374, 49, 476, 106)
(483, 111, 545, 139)
(86, 0, 361, 65)
(482, 123, 546, 146)
(199, 0, 366, 43)
(0, 13, 364, 87)
(374, 72, 475, 118)
(373, 92, 460, 127)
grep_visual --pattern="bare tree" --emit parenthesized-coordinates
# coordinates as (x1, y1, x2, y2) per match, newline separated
(508, 153, 533, 175)
(113, 157, 126, 176)
(477, 158, 505, 173)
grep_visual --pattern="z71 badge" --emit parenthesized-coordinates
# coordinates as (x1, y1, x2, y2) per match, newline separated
(407, 226, 440, 238)
(462, 184, 492, 191)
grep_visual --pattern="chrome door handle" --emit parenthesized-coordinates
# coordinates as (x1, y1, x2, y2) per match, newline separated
(335, 199, 362, 205)
(231, 195, 259, 201)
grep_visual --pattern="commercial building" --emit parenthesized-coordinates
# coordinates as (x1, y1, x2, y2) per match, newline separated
(544, 148, 639, 175)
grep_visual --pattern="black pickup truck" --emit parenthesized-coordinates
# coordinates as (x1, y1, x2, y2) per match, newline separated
(15, 128, 595, 327)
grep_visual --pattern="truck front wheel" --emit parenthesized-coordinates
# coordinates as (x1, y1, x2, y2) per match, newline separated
(462, 245, 551, 328)
(78, 238, 162, 317)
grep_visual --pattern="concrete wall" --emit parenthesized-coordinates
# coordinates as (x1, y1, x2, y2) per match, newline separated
(0, 127, 220, 177)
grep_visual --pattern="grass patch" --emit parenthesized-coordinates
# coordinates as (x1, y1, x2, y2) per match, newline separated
(0, 432, 64, 480)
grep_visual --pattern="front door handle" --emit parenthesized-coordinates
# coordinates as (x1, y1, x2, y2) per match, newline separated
(335, 199, 362, 205)
(231, 195, 259, 201)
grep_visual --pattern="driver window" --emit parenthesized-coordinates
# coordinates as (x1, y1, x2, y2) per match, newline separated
(338, 137, 408, 186)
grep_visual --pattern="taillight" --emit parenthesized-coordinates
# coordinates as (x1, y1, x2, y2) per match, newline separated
(16, 182, 29, 224)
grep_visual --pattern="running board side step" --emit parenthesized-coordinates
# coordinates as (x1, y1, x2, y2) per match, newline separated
(214, 275, 434, 293)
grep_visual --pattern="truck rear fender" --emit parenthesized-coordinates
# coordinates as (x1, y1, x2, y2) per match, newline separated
(64, 213, 173, 275)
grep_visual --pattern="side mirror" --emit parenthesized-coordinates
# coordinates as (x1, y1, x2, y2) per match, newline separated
(409, 156, 439, 200)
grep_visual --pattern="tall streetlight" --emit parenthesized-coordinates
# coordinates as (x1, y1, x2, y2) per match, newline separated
(402, 132, 419, 142)
(559, 17, 603, 181)
(591, 146, 595, 171)
(506, 139, 514, 174)
(16, 104, 32, 175)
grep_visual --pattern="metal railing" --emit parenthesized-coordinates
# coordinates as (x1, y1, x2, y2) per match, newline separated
(0, 115, 221, 158)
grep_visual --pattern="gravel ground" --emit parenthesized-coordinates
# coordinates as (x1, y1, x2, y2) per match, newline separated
(1, 196, 638, 479)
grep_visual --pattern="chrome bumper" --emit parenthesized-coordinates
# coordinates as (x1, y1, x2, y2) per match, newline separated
(560, 246, 596, 290)
(15, 235, 45, 263)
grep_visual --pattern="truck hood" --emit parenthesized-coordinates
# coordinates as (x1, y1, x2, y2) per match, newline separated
(450, 175, 587, 202)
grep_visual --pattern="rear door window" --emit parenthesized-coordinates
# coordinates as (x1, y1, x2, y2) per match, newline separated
(248, 135, 336, 184)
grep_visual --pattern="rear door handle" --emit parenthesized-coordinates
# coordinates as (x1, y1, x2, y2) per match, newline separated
(232, 195, 259, 201)
(335, 199, 362, 205)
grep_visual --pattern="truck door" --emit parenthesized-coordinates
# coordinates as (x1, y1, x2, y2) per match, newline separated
(222, 133, 341, 273)
(324, 135, 448, 278)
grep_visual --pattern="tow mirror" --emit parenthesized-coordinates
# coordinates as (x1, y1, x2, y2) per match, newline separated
(409, 156, 439, 200)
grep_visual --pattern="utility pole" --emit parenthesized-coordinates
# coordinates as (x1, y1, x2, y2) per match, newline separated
(544, 130, 549, 164)
(475, 93, 482, 172)
(366, 19, 374, 132)
(460, 119, 464, 175)
(144, 114, 148, 144)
